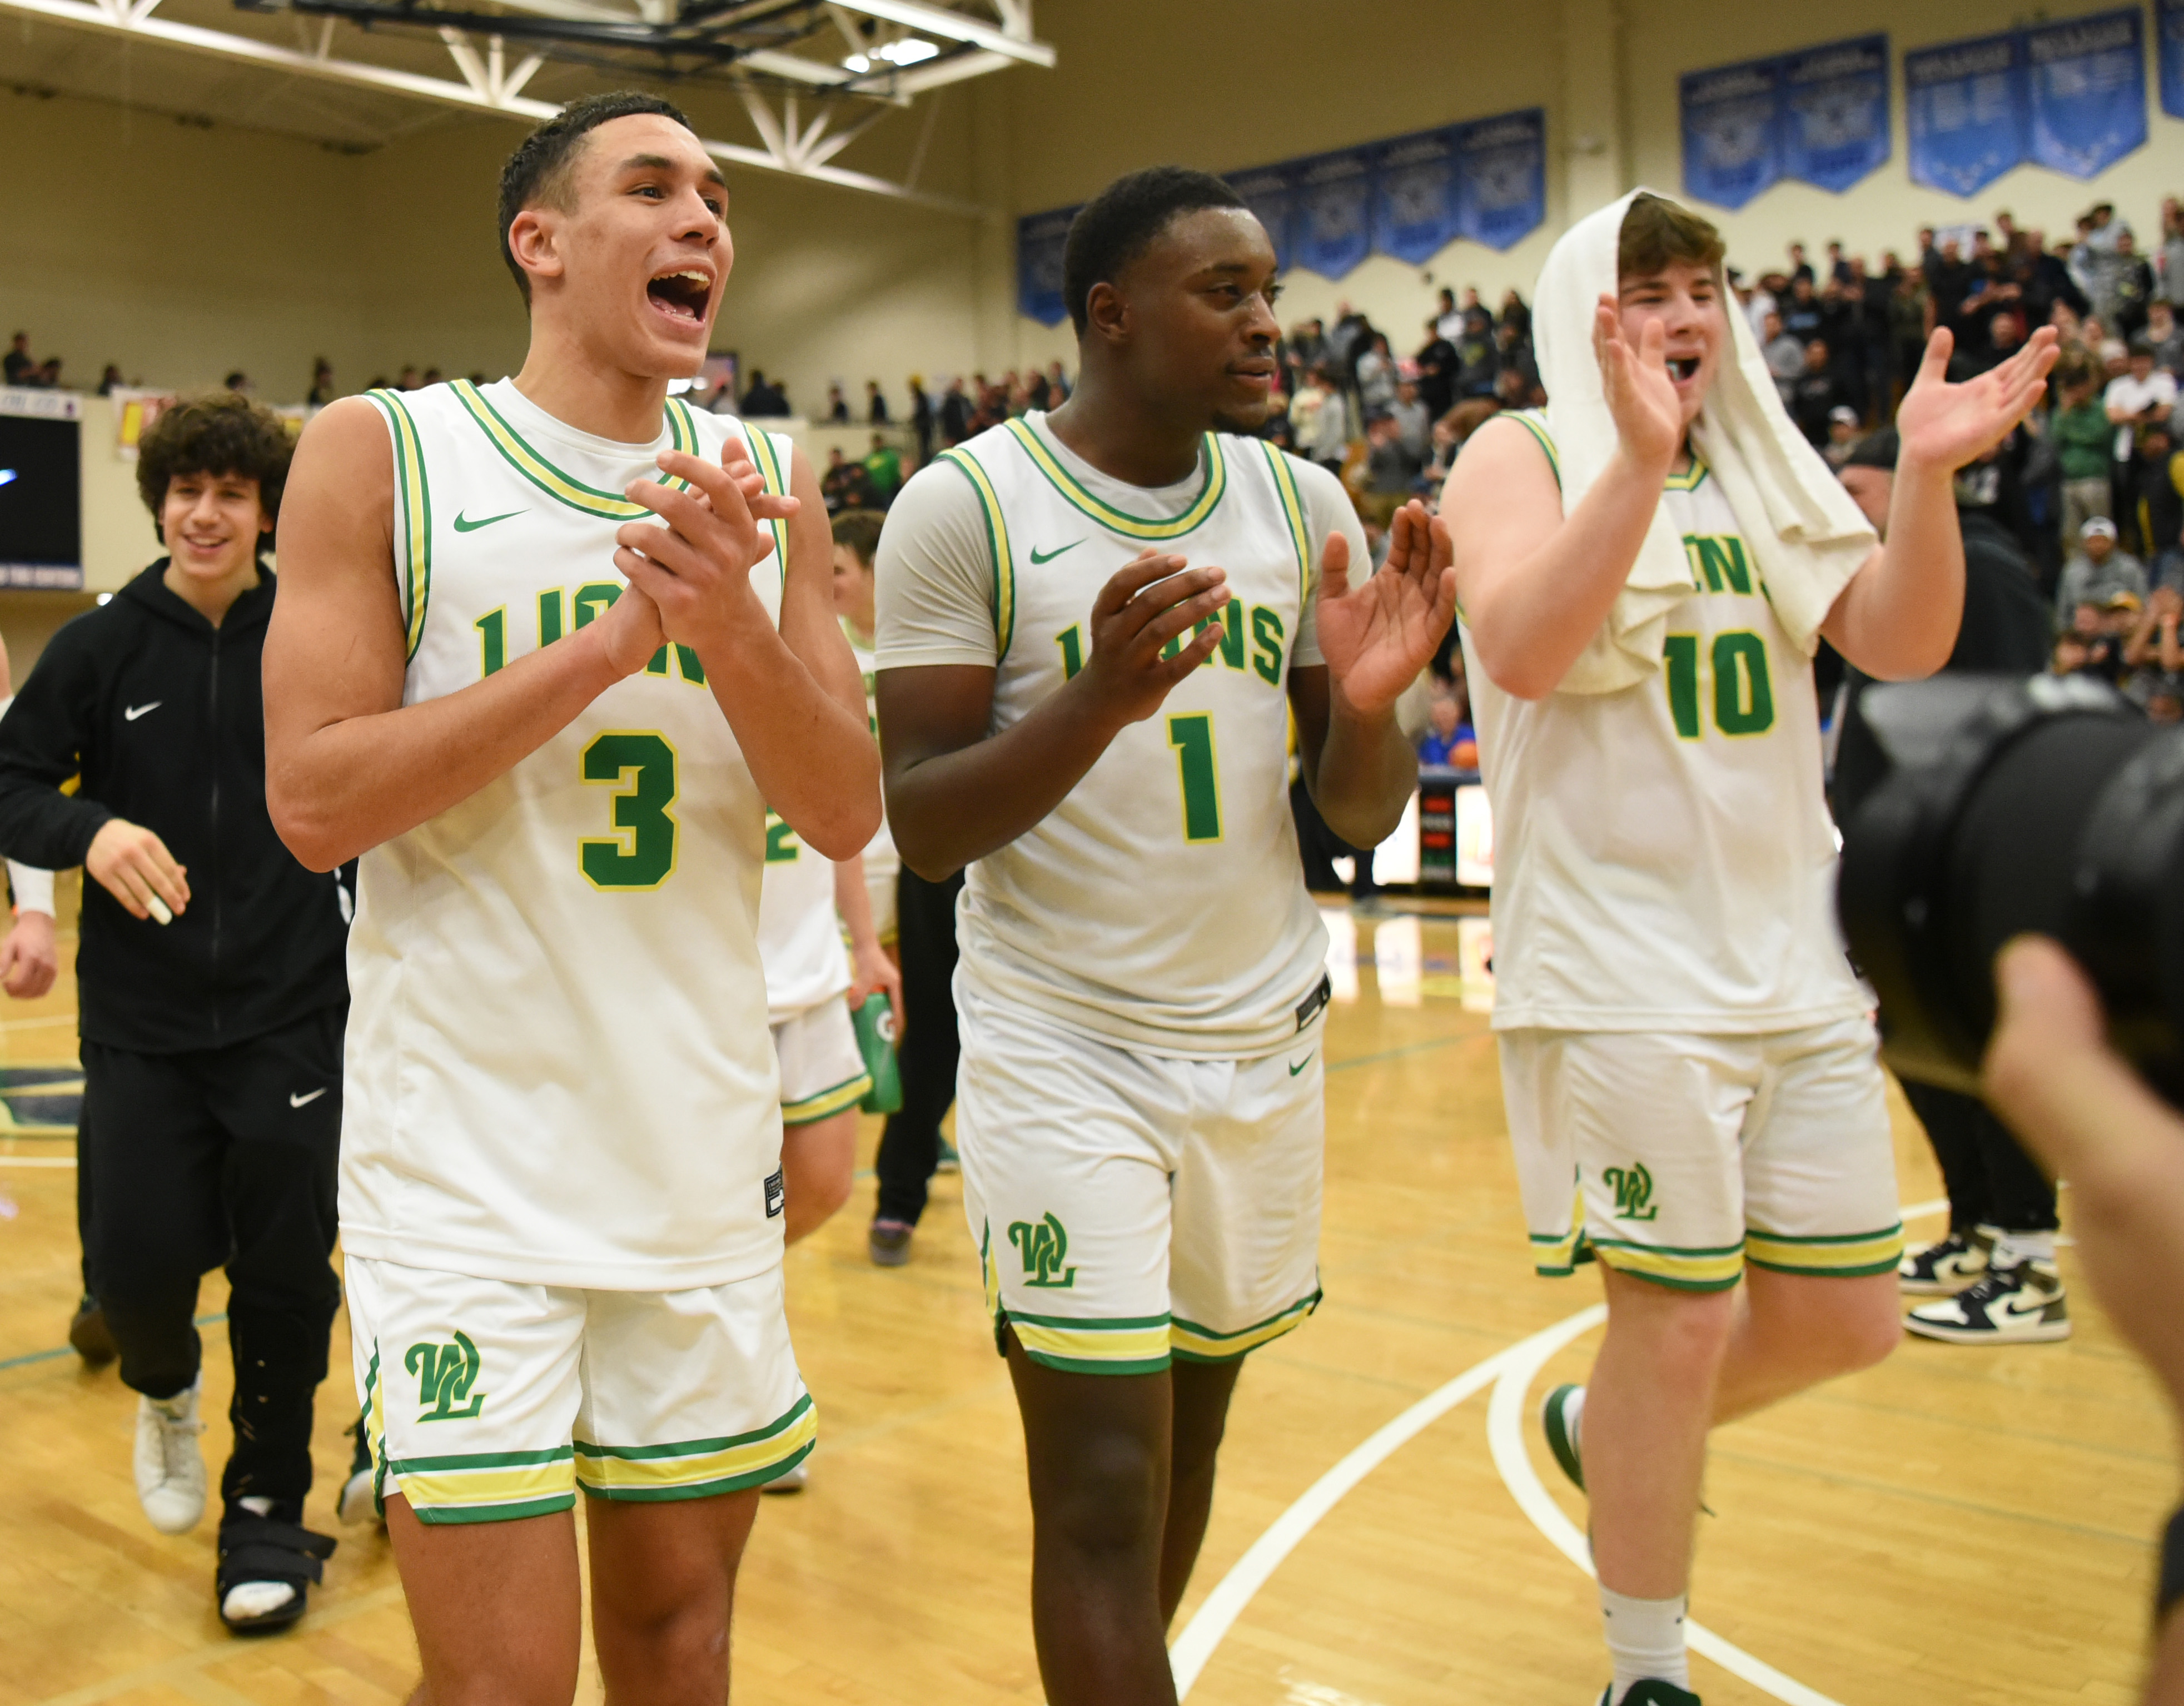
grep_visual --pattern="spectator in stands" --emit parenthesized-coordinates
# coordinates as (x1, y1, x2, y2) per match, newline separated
(907, 375, 933, 463)
(305, 361, 334, 407)
(2123, 583, 2184, 685)
(1823, 405, 1862, 470)
(1415, 317, 1457, 420)
(1362, 410, 1421, 505)
(97, 365, 123, 397)
(2057, 516, 2147, 623)
(1762, 310, 1804, 397)
(32, 358, 62, 389)
(3, 332, 29, 387)
(938, 376, 972, 445)
(2112, 231, 2157, 339)
(1415, 690, 1474, 769)
(1454, 307, 1498, 399)
(1779, 273, 1824, 344)
(1434, 287, 1462, 340)
(1300, 363, 1351, 475)
(2109, 340, 2180, 540)
(1356, 332, 1397, 415)
(1790, 338, 1848, 446)
(739, 366, 787, 416)
(820, 445, 875, 515)
(2147, 300, 2184, 376)
(1043, 360, 1071, 405)
(2162, 197, 2184, 307)
(824, 383, 850, 424)
(1389, 377, 1430, 463)
(2056, 367, 2118, 542)
(420, 368, 443, 387)
(394, 366, 419, 391)
(2133, 420, 2184, 593)
(1499, 289, 1531, 343)
(222, 372, 250, 395)
(1494, 317, 1537, 397)
(861, 432, 902, 504)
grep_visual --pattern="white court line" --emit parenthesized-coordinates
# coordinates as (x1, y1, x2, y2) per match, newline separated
(0, 1156, 74, 1167)
(1170, 1311, 1596, 1698)
(1899, 1197, 1947, 1221)
(1485, 1310, 1847, 1706)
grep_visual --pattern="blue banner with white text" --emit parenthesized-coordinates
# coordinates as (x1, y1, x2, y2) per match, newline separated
(1779, 35, 1891, 193)
(1680, 56, 1783, 209)
(1905, 32, 2028, 197)
(1451, 108, 1546, 251)
(1291, 147, 1375, 279)
(2162, 0, 2184, 119)
(2025, 9, 2147, 178)
(1371, 130, 1461, 266)
(1014, 207, 1077, 329)
(1226, 164, 1295, 276)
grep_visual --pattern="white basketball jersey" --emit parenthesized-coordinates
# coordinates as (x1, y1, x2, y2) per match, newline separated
(756, 810, 850, 1022)
(1460, 417, 1867, 1033)
(917, 415, 1330, 1060)
(842, 618, 898, 890)
(340, 378, 799, 1290)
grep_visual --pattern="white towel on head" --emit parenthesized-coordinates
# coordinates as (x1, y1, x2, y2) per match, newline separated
(1533, 187, 1879, 695)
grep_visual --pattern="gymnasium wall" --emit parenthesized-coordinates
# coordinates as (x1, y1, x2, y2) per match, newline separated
(989, 0, 2184, 370)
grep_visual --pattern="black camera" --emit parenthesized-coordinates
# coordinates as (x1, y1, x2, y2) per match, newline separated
(1837, 675, 2184, 1106)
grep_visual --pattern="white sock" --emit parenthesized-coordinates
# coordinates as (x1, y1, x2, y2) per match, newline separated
(1994, 1228, 2056, 1266)
(237, 1495, 275, 1517)
(1601, 1585, 1689, 1702)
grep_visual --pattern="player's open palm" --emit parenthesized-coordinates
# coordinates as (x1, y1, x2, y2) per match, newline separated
(1594, 294, 1681, 472)
(614, 436, 802, 657)
(1315, 503, 1457, 717)
(1077, 550, 1231, 726)
(1897, 325, 2060, 472)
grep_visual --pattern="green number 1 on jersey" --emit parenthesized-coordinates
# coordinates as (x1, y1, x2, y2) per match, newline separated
(580, 731, 679, 889)
(1166, 713, 1222, 843)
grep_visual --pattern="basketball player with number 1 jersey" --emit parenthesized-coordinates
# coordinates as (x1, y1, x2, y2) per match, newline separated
(263, 92, 877, 1699)
(877, 167, 1454, 1706)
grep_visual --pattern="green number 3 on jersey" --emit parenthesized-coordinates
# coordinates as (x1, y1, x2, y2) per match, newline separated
(580, 732, 679, 889)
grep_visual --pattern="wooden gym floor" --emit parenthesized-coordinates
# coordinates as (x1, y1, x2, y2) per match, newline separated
(0, 900, 2166, 1705)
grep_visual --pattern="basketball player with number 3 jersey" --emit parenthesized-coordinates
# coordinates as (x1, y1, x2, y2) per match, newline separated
(1446, 190, 2057, 1706)
(877, 167, 1454, 1706)
(262, 92, 877, 1700)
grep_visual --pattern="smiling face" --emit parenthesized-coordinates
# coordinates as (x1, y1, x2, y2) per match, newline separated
(1105, 206, 1282, 433)
(508, 112, 730, 379)
(1617, 260, 1726, 427)
(161, 470, 267, 589)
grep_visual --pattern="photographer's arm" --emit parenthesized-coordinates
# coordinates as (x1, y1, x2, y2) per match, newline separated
(1822, 329, 2058, 680)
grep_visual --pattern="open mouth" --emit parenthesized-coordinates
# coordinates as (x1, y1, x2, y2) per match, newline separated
(646, 268, 712, 325)
(1668, 356, 1701, 382)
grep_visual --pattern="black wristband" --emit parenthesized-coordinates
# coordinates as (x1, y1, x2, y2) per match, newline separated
(2162, 1506, 2184, 1621)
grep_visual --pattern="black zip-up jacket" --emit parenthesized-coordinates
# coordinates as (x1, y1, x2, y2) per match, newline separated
(0, 561, 349, 1053)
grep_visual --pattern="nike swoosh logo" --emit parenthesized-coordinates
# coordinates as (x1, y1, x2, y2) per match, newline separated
(123, 702, 162, 721)
(1028, 540, 1083, 565)
(1288, 1053, 1315, 1076)
(289, 1088, 327, 1108)
(452, 509, 523, 533)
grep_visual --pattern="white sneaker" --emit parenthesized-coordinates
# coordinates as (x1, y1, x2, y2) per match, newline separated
(134, 1377, 207, 1535)
(760, 1455, 809, 1494)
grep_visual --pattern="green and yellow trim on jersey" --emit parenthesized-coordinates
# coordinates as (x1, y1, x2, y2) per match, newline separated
(1663, 457, 1711, 493)
(937, 446, 1016, 658)
(366, 389, 433, 659)
(1171, 1290, 1321, 1364)
(740, 421, 795, 584)
(450, 379, 699, 520)
(782, 1070, 872, 1127)
(1003, 417, 1229, 541)
(1589, 1235, 1747, 1292)
(1746, 1221, 1903, 1278)
(1503, 409, 1560, 488)
(573, 1393, 816, 1501)
(1258, 441, 1312, 609)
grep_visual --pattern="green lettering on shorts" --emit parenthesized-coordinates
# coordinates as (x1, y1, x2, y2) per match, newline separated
(407, 1330, 488, 1422)
(1603, 1162, 1661, 1222)
(1008, 1212, 1077, 1289)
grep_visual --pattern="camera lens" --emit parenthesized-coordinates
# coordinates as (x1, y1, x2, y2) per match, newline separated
(1836, 675, 2184, 1100)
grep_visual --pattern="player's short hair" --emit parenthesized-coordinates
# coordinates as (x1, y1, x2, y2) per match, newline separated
(1618, 193, 1727, 283)
(499, 91, 696, 307)
(1063, 166, 1248, 336)
(135, 392, 293, 541)
(830, 508, 885, 568)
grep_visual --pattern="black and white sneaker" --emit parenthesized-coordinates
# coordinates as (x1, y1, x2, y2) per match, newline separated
(336, 1415, 379, 1527)
(1897, 1226, 1993, 1295)
(1904, 1257, 2069, 1344)
(1595, 1683, 1700, 1705)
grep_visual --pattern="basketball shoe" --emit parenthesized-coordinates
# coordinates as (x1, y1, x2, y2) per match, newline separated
(336, 1415, 378, 1526)
(1904, 1257, 2069, 1344)
(1897, 1226, 1993, 1296)
(1543, 1382, 1585, 1491)
(1597, 1684, 1700, 1704)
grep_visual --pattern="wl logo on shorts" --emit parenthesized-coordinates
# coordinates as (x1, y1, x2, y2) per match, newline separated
(1007, 1212, 1077, 1289)
(1603, 1163, 1660, 1222)
(407, 1331, 488, 1422)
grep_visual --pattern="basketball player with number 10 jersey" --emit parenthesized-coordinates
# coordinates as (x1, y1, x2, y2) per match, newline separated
(263, 93, 877, 1701)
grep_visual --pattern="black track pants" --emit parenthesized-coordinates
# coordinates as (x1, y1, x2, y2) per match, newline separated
(873, 867, 964, 1228)
(1900, 1078, 2059, 1236)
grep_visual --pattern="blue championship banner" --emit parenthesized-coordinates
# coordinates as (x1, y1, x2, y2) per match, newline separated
(1452, 108, 1547, 252)
(1779, 35, 1891, 193)
(1291, 146, 1375, 280)
(1680, 55, 1783, 210)
(1015, 207, 1077, 329)
(1906, 31, 2027, 196)
(1371, 129, 1461, 267)
(1226, 163, 1295, 276)
(2024, 8, 2147, 178)
(2163, 0, 2184, 120)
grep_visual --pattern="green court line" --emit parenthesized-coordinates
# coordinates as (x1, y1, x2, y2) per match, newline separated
(0, 1311, 226, 1374)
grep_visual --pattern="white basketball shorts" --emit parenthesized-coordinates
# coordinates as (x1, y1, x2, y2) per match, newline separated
(773, 993, 870, 1127)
